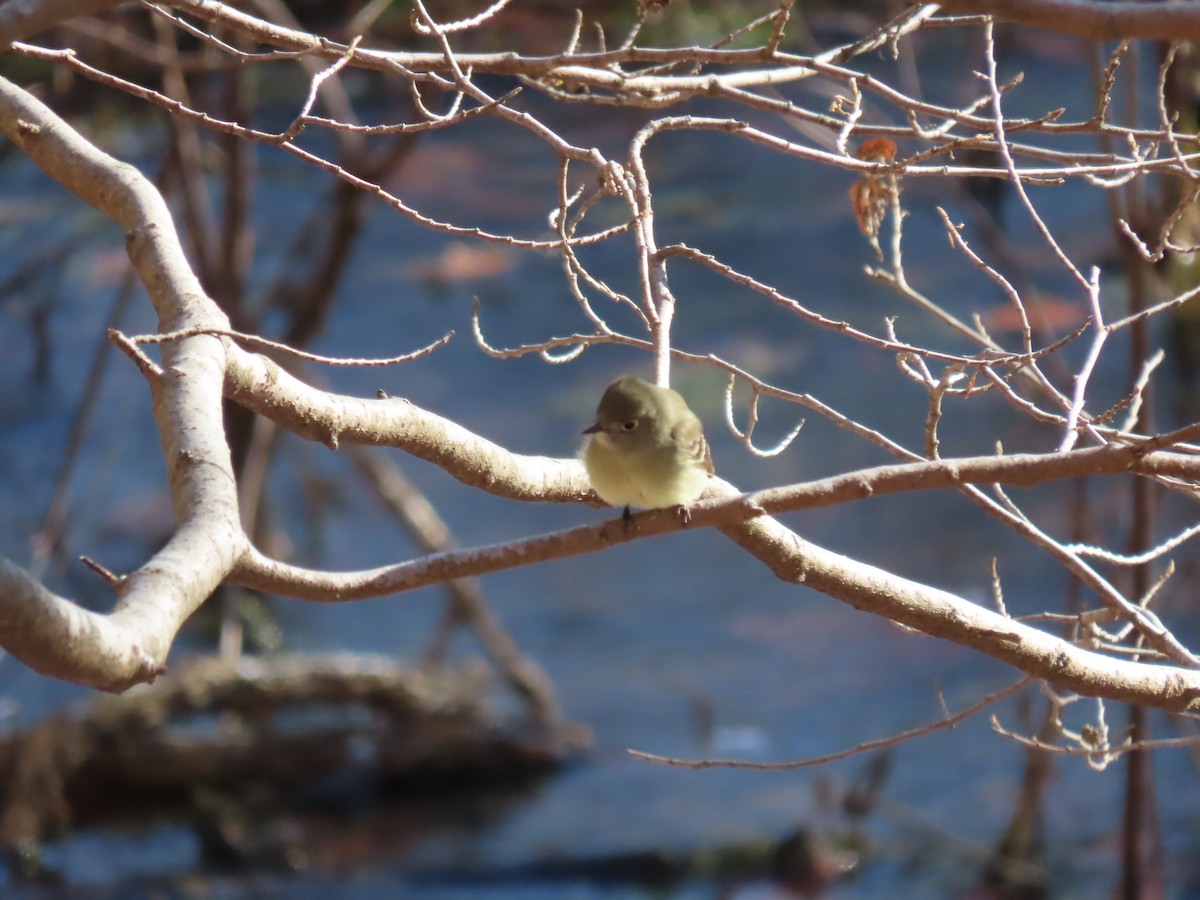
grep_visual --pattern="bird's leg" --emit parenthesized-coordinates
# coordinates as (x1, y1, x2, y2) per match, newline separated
(622, 505, 633, 534)
(676, 505, 692, 527)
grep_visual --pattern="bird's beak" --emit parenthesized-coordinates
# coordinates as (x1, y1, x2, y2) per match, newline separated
(581, 422, 602, 435)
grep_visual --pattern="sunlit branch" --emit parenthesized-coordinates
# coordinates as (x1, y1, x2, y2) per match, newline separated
(1058, 270, 1107, 452)
(409, 0, 514, 35)
(983, 20, 1089, 293)
(722, 375, 805, 458)
(128, 326, 455, 367)
(11, 42, 615, 250)
(985, 483, 1197, 666)
(661, 242, 1085, 368)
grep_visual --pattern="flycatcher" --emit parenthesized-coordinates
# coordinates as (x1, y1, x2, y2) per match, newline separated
(581, 374, 714, 520)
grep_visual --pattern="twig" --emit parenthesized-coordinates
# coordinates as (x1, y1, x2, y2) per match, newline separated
(629, 677, 1031, 769)
(126, 326, 454, 367)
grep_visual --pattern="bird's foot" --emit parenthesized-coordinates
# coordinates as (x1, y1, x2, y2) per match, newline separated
(676, 505, 693, 527)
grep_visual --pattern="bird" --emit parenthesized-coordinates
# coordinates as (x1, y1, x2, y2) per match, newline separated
(580, 374, 714, 523)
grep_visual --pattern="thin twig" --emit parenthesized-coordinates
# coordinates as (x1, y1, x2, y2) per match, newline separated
(630, 677, 1031, 769)
(128, 326, 454, 366)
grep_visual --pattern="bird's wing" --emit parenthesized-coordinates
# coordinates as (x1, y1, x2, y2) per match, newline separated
(673, 413, 714, 475)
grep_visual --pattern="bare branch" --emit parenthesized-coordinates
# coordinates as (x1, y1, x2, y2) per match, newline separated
(723, 375, 805, 457)
(129, 326, 455, 367)
(0, 75, 243, 690)
(630, 677, 1033, 770)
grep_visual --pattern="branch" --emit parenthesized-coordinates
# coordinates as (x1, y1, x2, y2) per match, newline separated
(225, 471, 1200, 714)
(0, 75, 244, 690)
(217, 337, 1200, 696)
(222, 344, 588, 497)
(40, 257, 1200, 708)
(630, 677, 1033, 770)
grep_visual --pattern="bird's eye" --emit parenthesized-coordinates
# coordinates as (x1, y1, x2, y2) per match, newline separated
(622, 421, 638, 431)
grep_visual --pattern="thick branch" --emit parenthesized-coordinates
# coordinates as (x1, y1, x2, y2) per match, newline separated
(716, 514, 1200, 714)
(222, 349, 1200, 506)
(222, 345, 588, 503)
(230, 476, 1200, 715)
(0, 75, 243, 690)
(217, 340, 1200, 707)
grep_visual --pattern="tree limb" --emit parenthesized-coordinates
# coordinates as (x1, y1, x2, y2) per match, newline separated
(0, 74, 243, 690)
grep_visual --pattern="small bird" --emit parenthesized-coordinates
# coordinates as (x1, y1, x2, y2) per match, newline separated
(580, 374, 714, 523)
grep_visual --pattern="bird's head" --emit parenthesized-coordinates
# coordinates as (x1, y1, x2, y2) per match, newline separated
(581, 375, 661, 447)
